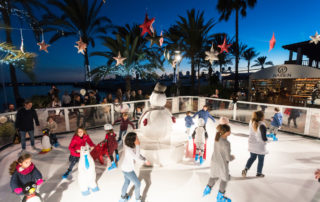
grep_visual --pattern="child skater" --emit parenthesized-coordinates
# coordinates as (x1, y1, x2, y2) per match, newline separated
(242, 111, 268, 178)
(192, 118, 208, 165)
(113, 113, 135, 144)
(10, 153, 43, 196)
(46, 117, 59, 147)
(103, 124, 119, 171)
(268, 107, 282, 141)
(203, 124, 234, 202)
(119, 132, 149, 202)
(62, 128, 95, 179)
(185, 111, 194, 138)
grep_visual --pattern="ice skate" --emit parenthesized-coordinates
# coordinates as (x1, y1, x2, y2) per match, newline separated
(116, 154, 119, 161)
(217, 191, 231, 202)
(256, 173, 265, 177)
(273, 136, 278, 141)
(242, 168, 247, 177)
(53, 142, 60, 147)
(119, 194, 130, 202)
(81, 189, 90, 196)
(203, 185, 211, 197)
(91, 186, 99, 192)
(62, 169, 71, 179)
(108, 161, 117, 171)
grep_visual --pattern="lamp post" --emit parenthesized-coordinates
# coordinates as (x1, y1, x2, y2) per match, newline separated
(175, 50, 182, 96)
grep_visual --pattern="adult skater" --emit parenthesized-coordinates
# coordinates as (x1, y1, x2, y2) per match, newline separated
(242, 111, 268, 177)
(119, 132, 149, 202)
(192, 105, 215, 128)
(203, 124, 234, 201)
(15, 100, 40, 153)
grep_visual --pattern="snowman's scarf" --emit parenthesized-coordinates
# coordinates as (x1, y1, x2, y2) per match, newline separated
(138, 106, 166, 126)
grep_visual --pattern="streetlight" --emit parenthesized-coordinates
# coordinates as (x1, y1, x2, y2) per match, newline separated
(175, 50, 182, 96)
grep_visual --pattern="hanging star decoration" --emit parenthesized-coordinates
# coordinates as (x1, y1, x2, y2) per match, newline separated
(113, 51, 126, 66)
(20, 38, 24, 53)
(37, 40, 50, 53)
(218, 36, 231, 53)
(171, 59, 177, 68)
(159, 31, 164, 47)
(205, 44, 219, 64)
(146, 31, 162, 47)
(269, 32, 276, 51)
(139, 13, 155, 37)
(309, 31, 320, 45)
(74, 37, 87, 55)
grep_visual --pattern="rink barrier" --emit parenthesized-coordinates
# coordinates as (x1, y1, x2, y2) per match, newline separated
(1, 96, 320, 150)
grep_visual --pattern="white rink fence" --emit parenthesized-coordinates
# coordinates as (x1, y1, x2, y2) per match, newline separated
(1, 96, 319, 149)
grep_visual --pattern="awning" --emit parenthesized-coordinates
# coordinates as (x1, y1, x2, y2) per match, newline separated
(250, 64, 320, 80)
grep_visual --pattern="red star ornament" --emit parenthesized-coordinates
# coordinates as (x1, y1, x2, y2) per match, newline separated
(37, 40, 50, 53)
(269, 32, 276, 51)
(218, 36, 231, 53)
(139, 13, 155, 37)
(75, 37, 87, 55)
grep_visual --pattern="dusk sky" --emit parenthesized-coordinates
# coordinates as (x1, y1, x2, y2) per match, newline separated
(2, 0, 320, 82)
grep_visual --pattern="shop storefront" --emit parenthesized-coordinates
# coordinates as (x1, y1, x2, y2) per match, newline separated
(250, 64, 320, 105)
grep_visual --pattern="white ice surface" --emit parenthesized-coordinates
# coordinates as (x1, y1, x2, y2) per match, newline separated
(1, 115, 320, 202)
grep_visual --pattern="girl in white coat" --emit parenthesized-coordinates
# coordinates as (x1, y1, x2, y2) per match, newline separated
(203, 124, 234, 202)
(242, 111, 268, 177)
(119, 132, 149, 202)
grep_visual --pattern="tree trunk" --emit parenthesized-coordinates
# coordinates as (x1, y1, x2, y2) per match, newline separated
(2, 7, 21, 105)
(234, 9, 239, 92)
(84, 48, 91, 82)
(197, 60, 200, 95)
(247, 61, 250, 74)
(220, 64, 222, 73)
(191, 57, 195, 95)
(125, 75, 131, 92)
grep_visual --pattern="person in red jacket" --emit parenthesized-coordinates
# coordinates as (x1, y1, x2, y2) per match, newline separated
(103, 124, 119, 171)
(62, 128, 95, 179)
(113, 113, 135, 144)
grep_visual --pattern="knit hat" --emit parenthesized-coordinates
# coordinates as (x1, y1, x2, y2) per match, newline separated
(0, 116, 7, 124)
(219, 117, 229, 125)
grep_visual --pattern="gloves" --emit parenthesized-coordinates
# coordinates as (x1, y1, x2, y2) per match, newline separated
(143, 119, 148, 126)
(36, 179, 43, 186)
(172, 117, 176, 123)
(14, 188, 23, 194)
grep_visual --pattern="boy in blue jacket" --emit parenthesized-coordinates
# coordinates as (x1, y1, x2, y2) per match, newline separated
(185, 111, 194, 138)
(270, 107, 282, 138)
(192, 105, 216, 128)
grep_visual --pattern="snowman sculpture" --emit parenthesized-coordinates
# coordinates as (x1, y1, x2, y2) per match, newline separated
(138, 83, 185, 166)
(78, 145, 99, 196)
(139, 82, 175, 142)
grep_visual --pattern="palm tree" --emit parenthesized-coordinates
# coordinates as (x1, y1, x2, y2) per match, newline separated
(167, 9, 215, 95)
(242, 47, 259, 73)
(43, 0, 112, 82)
(213, 52, 233, 72)
(0, 0, 47, 104)
(91, 24, 163, 91)
(252, 56, 273, 69)
(216, 0, 257, 91)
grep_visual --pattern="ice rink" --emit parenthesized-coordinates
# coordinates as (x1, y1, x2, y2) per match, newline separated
(1, 115, 320, 202)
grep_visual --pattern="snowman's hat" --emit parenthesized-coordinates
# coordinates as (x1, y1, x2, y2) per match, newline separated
(153, 82, 166, 94)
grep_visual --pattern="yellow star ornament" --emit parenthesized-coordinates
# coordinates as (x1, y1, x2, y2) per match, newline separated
(75, 37, 87, 55)
(113, 52, 126, 66)
(37, 40, 50, 53)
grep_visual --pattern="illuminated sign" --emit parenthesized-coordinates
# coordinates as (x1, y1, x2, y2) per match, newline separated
(272, 66, 292, 78)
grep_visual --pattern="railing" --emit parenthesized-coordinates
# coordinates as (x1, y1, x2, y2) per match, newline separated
(1, 96, 320, 150)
